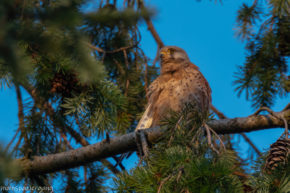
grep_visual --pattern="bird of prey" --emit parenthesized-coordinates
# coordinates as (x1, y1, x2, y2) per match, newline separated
(136, 46, 211, 130)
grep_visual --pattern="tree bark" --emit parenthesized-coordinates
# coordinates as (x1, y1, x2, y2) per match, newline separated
(210, 109, 289, 134)
(16, 107, 289, 176)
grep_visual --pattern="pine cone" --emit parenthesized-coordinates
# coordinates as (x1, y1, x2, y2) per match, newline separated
(50, 72, 80, 97)
(265, 138, 290, 171)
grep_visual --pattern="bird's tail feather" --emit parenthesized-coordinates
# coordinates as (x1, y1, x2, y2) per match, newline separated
(135, 103, 153, 130)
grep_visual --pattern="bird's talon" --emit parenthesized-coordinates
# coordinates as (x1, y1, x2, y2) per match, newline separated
(135, 130, 149, 158)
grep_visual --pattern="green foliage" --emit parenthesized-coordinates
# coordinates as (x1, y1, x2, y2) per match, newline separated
(85, 5, 153, 28)
(62, 80, 130, 136)
(0, 0, 156, 190)
(83, 3, 158, 130)
(83, 164, 108, 193)
(269, 0, 290, 18)
(114, 149, 244, 193)
(60, 163, 108, 193)
(0, 0, 155, 156)
(249, 153, 290, 193)
(113, 109, 245, 193)
(0, 146, 21, 186)
(236, 3, 261, 40)
(0, 0, 106, 85)
(1, 0, 288, 191)
(0, 64, 12, 89)
(113, 109, 290, 193)
(234, 0, 289, 108)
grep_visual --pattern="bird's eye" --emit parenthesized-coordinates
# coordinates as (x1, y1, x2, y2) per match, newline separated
(168, 48, 175, 55)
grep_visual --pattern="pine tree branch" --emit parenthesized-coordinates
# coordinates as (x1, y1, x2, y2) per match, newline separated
(15, 105, 289, 176)
(240, 133, 261, 156)
(210, 104, 227, 119)
(21, 83, 121, 175)
(138, 1, 164, 48)
(4, 126, 21, 153)
(12, 135, 23, 153)
(210, 106, 289, 134)
(15, 85, 29, 148)
(87, 43, 136, 54)
(152, 45, 161, 67)
(210, 104, 262, 156)
(144, 18, 164, 48)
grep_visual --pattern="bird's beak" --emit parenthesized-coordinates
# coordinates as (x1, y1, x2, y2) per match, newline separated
(160, 50, 167, 57)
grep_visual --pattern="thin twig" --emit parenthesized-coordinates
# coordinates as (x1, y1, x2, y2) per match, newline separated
(12, 137, 22, 153)
(252, 0, 258, 7)
(61, 133, 74, 150)
(152, 45, 161, 67)
(191, 127, 203, 144)
(15, 85, 28, 145)
(112, 156, 126, 171)
(204, 123, 219, 154)
(211, 104, 262, 155)
(123, 50, 130, 97)
(101, 52, 106, 63)
(113, 59, 126, 75)
(210, 104, 226, 119)
(144, 60, 149, 99)
(176, 167, 184, 182)
(99, 0, 103, 8)
(240, 133, 262, 156)
(205, 123, 226, 150)
(138, 1, 164, 48)
(280, 117, 289, 139)
(84, 166, 88, 189)
(252, 106, 289, 139)
(252, 106, 275, 116)
(157, 175, 172, 193)
(125, 80, 130, 97)
(87, 43, 135, 54)
(167, 116, 183, 146)
(144, 19, 164, 48)
(20, 0, 26, 20)
(123, 49, 129, 68)
(4, 127, 21, 152)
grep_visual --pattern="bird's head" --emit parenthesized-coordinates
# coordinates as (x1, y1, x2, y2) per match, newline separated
(159, 46, 190, 73)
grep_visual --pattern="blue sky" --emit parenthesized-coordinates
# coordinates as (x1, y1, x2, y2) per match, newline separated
(0, 0, 289, 189)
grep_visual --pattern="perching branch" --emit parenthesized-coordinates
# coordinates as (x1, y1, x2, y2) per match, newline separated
(210, 104, 262, 156)
(211, 106, 289, 134)
(15, 105, 289, 176)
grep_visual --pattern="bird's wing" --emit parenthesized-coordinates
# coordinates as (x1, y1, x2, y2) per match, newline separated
(135, 103, 154, 130)
(181, 63, 212, 113)
(135, 77, 162, 130)
(189, 62, 211, 99)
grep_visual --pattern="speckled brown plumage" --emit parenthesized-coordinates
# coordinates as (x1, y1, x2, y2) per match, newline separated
(136, 46, 211, 130)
